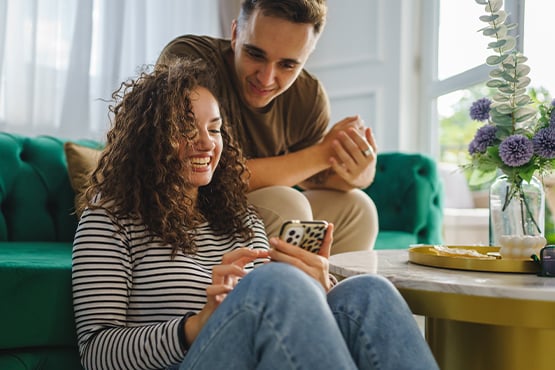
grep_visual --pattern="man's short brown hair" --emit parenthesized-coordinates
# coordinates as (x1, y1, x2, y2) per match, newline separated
(237, 0, 327, 35)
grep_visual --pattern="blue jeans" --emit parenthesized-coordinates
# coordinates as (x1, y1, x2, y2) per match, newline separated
(176, 262, 438, 370)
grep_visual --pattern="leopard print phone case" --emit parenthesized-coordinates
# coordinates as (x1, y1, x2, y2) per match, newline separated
(279, 220, 329, 254)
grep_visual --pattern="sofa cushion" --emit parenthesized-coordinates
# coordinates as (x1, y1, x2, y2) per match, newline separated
(0, 134, 78, 242)
(0, 134, 102, 242)
(64, 142, 102, 216)
(0, 242, 76, 349)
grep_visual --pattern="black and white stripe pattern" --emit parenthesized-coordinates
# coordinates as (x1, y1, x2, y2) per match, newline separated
(72, 207, 269, 370)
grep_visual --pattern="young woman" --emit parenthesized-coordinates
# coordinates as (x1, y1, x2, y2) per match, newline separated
(72, 58, 438, 370)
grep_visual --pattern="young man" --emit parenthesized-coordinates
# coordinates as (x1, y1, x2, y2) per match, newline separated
(157, 0, 378, 254)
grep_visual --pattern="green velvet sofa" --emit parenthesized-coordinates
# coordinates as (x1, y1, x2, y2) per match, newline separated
(0, 132, 443, 370)
(0, 134, 94, 370)
(367, 152, 444, 249)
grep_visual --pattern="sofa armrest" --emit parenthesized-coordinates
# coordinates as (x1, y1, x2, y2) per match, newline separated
(363, 152, 444, 247)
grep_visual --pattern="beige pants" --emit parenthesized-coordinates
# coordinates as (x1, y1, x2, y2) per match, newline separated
(247, 186, 378, 255)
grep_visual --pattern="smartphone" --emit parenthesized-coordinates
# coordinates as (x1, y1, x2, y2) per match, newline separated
(278, 220, 329, 254)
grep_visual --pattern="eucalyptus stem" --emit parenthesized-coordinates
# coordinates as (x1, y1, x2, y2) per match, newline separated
(519, 188, 542, 233)
(501, 184, 518, 212)
(519, 197, 526, 234)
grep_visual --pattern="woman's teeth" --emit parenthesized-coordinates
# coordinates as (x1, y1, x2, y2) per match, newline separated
(191, 157, 210, 168)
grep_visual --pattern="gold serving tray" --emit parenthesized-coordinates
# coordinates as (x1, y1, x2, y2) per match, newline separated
(408, 245, 540, 273)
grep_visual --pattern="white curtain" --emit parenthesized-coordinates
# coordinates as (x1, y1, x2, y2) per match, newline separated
(0, 0, 232, 141)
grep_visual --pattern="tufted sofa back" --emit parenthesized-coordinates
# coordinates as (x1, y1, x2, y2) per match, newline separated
(364, 152, 443, 247)
(0, 133, 94, 242)
(0, 133, 443, 249)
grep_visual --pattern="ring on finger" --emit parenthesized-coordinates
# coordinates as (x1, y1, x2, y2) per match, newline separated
(362, 147, 373, 157)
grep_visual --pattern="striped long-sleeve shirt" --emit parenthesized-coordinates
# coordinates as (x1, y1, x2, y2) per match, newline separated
(72, 207, 269, 370)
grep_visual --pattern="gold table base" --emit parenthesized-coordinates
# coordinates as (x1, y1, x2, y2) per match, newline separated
(426, 318, 555, 370)
(400, 288, 555, 370)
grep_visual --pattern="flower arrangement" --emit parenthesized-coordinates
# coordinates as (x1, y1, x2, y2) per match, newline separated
(466, 0, 555, 188)
(465, 0, 555, 242)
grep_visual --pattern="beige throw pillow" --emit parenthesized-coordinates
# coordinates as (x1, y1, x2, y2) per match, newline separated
(64, 142, 102, 216)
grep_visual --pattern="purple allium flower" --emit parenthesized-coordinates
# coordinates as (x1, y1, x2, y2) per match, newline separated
(533, 126, 555, 159)
(550, 108, 555, 127)
(468, 124, 497, 154)
(469, 98, 492, 121)
(499, 135, 534, 167)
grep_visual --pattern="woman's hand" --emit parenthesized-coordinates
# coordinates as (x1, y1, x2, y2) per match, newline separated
(268, 223, 334, 291)
(185, 247, 269, 346)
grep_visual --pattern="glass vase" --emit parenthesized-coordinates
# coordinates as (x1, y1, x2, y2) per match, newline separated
(489, 175, 545, 246)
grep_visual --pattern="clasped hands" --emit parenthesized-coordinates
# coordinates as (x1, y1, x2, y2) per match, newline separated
(322, 115, 377, 189)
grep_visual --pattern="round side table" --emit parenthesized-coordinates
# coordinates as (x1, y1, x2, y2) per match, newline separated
(329, 250, 555, 370)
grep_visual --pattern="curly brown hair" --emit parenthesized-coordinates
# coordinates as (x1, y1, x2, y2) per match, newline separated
(84, 58, 254, 255)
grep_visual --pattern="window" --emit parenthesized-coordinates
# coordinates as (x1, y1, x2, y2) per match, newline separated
(434, 0, 554, 166)
(431, 0, 555, 239)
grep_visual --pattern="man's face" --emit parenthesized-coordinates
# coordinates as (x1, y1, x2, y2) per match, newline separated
(231, 9, 319, 109)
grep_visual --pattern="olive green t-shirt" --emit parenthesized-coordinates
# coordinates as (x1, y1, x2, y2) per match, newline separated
(158, 35, 330, 159)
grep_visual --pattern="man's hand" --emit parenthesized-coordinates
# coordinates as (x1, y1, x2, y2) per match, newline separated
(329, 125, 377, 188)
(305, 115, 377, 190)
(247, 115, 377, 191)
(318, 115, 364, 158)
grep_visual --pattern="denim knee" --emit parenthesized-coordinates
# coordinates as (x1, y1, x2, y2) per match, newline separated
(327, 274, 408, 319)
(248, 262, 323, 289)
(239, 262, 326, 307)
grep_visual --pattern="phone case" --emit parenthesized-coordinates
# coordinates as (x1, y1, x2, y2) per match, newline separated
(279, 220, 329, 254)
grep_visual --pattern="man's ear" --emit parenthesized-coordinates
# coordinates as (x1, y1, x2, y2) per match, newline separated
(230, 19, 238, 50)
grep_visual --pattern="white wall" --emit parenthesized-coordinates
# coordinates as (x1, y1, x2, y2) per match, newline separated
(306, 0, 423, 154)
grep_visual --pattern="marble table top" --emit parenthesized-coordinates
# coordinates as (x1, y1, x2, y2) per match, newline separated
(329, 250, 555, 302)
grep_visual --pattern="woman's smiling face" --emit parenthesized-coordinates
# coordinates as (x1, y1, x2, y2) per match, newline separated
(180, 86, 223, 194)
